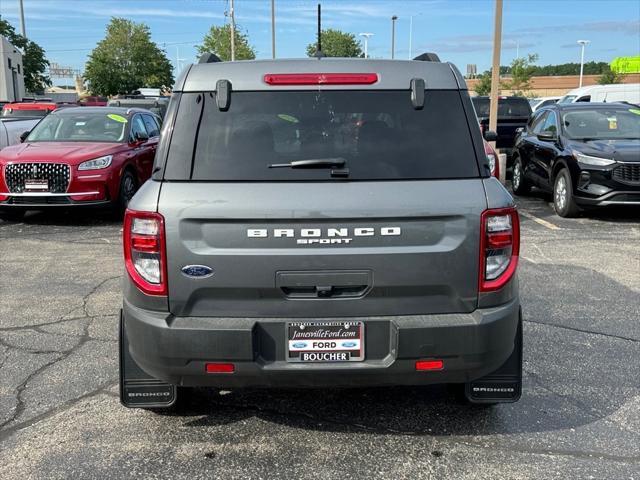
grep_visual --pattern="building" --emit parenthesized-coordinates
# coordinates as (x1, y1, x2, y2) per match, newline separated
(1, 36, 25, 102)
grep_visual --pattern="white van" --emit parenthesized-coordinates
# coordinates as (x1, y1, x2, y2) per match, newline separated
(558, 83, 640, 105)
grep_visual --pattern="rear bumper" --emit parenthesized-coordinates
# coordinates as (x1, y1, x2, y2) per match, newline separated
(123, 298, 521, 388)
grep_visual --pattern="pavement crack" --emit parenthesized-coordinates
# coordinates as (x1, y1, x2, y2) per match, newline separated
(524, 318, 639, 343)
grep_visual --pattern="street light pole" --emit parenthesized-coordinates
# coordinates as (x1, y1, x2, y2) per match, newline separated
(230, 0, 236, 61)
(359, 33, 373, 59)
(271, 0, 276, 59)
(391, 15, 398, 59)
(19, 0, 27, 37)
(488, 0, 503, 149)
(577, 40, 590, 88)
(409, 15, 413, 59)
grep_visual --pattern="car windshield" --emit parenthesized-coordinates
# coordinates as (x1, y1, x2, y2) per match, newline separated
(1, 108, 49, 118)
(472, 97, 531, 117)
(562, 107, 640, 140)
(27, 111, 128, 143)
(165, 90, 480, 181)
(558, 95, 577, 104)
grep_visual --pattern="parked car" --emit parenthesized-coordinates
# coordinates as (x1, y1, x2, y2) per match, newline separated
(472, 96, 532, 161)
(78, 96, 108, 107)
(108, 95, 169, 119)
(0, 107, 161, 220)
(119, 53, 523, 410)
(558, 83, 640, 105)
(0, 117, 41, 150)
(529, 96, 560, 112)
(1, 100, 59, 118)
(512, 103, 640, 217)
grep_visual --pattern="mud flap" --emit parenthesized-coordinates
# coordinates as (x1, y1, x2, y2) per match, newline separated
(119, 311, 177, 408)
(465, 308, 523, 404)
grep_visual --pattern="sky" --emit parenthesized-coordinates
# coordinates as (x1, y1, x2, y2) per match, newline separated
(0, 0, 639, 85)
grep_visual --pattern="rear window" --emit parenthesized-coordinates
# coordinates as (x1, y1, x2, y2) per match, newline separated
(472, 97, 532, 118)
(165, 90, 479, 181)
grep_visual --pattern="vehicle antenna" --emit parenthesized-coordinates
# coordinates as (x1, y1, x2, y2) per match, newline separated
(314, 3, 325, 58)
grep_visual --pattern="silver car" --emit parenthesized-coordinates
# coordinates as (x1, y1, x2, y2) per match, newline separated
(119, 53, 523, 409)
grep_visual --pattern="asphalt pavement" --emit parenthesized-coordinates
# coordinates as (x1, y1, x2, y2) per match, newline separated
(0, 191, 638, 480)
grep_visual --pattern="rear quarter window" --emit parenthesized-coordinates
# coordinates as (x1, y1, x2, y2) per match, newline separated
(164, 90, 480, 181)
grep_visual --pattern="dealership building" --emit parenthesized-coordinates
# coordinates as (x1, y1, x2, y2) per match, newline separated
(0, 35, 25, 102)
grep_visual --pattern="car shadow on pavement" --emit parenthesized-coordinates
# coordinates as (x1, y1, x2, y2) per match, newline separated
(2, 209, 123, 227)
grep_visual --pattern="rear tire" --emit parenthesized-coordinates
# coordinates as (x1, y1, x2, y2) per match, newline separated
(0, 210, 25, 222)
(511, 156, 531, 195)
(112, 170, 137, 218)
(553, 169, 580, 218)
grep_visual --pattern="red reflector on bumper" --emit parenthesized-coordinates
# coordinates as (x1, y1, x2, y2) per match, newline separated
(264, 73, 378, 85)
(205, 363, 235, 374)
(415, 360, 444, 371)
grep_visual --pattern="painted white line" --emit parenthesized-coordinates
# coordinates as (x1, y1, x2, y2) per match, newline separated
(519, 211, 561, 231)
(521, 255, 539, 264)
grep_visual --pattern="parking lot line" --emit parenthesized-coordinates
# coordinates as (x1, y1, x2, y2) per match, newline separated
(519, 211, 561, 231)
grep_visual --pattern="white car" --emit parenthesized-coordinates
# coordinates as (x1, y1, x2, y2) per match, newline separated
(529, 96, 560, 112)
(558, 83, 640, 105)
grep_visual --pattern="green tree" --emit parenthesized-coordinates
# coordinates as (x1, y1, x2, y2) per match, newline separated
(306, 29, 363, 57)
(501, 53, 539, 96)
(197, 24, 256, 61)
(474, 74, 493, 96)
(0, 18, 51, 93)
(84, 18, 174, 96)
(597, 67, 623, 85)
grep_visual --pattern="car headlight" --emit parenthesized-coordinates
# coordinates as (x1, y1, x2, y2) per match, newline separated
(573, 152, 615, 167)
(78, 155, 113, 171)
(487, 153, 496, 175)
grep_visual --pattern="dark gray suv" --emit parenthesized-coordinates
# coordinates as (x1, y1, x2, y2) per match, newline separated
(119, 53, 522, 409)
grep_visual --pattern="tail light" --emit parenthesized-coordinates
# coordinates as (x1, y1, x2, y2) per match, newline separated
(479, 207, 520, 292)
(123, 209, 167, 296)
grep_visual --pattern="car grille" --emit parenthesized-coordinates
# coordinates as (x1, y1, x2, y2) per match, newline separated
(4, 163, 70, 193)
(7, 196, 71, 205)
(613, 164, 640, 186)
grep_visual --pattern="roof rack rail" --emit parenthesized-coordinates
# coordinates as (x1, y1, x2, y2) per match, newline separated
(198, 53, 222, 64)
(413, 53, 441, 62)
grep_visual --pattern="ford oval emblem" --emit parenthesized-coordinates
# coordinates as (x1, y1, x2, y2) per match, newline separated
(341, 341, 357, 348)
(181, 265, 214, 279)
(292, 342, 307, 349)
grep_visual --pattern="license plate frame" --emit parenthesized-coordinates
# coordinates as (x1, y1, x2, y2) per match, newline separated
(286, 321, 365, 363)
(24, 179, 49, 192)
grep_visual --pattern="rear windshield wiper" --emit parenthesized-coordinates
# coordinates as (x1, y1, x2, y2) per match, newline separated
(269, 157, 346, 169)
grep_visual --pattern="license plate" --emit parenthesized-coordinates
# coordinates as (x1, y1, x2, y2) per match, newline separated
(286, 321, 364, 362)
(24, 179, 49, 191)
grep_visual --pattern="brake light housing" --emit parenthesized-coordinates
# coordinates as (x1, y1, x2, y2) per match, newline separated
(479, 207, 520, 292)
(123, 210, 167, 296)
(264, 73, 379, 86)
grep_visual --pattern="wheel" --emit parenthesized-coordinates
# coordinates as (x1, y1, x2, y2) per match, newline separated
(511, 156, 531, 195)
(0, 210, 25, 222)
(113, 170, 138, 217)
(553, 169, 580, 218)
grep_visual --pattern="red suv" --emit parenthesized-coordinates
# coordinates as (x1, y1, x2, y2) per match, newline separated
(0, 107, 161, 220)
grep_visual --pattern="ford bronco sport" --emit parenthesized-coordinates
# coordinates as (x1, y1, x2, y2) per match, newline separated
(120, 52, 522, 409)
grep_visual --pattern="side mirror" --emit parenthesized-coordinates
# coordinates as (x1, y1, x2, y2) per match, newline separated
(536, 132, 556, 142)
(483, 130, 498, 142)
(20, 131, 30, 142)
(133, 130, 149, 143)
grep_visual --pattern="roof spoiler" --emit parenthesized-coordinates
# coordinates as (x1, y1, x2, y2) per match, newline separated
(413, 52, 441, 62)
(198, 53, 222, 64)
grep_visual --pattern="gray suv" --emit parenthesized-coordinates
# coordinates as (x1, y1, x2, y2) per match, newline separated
(119, 53, 522, 409)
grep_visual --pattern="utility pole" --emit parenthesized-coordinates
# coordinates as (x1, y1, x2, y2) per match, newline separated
(391, 15, 398, 59)
(359, 33, 373, 59)
(271, 0, 276, 59)
(409, 15, 413, 59)
(19, 0, 27, 37)
(230, 0, 236, 61)
(488, 0, 503, 147)
(577, 40, 590, 88)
